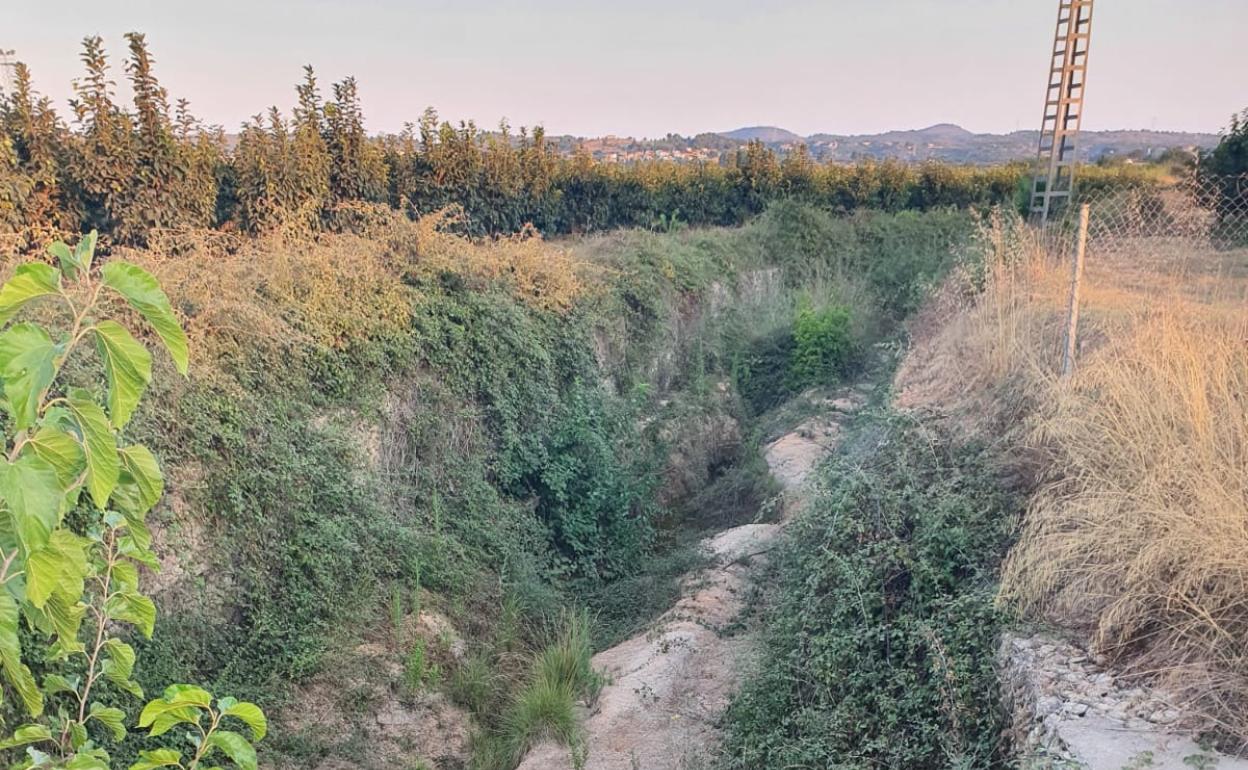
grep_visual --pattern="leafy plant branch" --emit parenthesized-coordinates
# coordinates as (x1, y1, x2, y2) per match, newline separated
(0, 232, 265, 770)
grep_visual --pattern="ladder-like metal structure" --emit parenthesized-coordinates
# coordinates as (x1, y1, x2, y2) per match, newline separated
(1030, 0, 1094, 223)
(0, 50, 16, 98)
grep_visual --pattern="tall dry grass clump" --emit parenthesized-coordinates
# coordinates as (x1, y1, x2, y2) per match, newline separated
(1003, 305, 1248, 736)
(893, 210, 1067, 434)
(901, 209, 1248, 740)
(104, 225, 415, 392)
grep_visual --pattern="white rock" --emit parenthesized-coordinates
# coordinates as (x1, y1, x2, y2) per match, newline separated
(1037, 696, 1064, 718)
(1149, 708, 1180, 725)
(1065, 702, 1090, 717)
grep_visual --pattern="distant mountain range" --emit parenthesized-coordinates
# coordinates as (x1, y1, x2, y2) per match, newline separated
(717, 123, 1219, 164)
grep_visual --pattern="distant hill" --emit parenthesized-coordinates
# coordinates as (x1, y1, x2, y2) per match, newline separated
(717, 123, 1219, 164)
(720, 126, 805, 144)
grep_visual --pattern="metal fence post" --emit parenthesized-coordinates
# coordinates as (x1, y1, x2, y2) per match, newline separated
(1061, 203, 1090, 379)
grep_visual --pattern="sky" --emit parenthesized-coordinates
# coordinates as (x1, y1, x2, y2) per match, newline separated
(5, 0, 1246, 139)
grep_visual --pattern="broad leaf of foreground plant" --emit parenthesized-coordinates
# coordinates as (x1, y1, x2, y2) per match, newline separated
(66, 392, 121, 509)
(25, 530, 91, 610)
(94, 320, 153, 429)
(206, 730, 258, 770)
(114, 445, 164, 517)
(0, 263, 60, 327)
(0, 323, 59, 430)
(221, 700, 268, 740)
(0, 593, 43, 716)
(27, 426, 87, 489)
(0, 453, 62, 555)
(101, 262, 189, 376)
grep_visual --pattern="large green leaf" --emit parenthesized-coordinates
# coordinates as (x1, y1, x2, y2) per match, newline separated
(66, 393, 119, 509)
(157, 683, 213, 707)
(93, 321, 152, 429)
(23, 548, 64, 609)
(137, 684, 213, 736)
(0, 454, 62, 555)
(73, 231, 98, 276)
(206, 730, 257, 770)
(87, 702, 127, 741)
(0, 263, 61, 327)
(101, 639, 143, 699)
(118, 524, 159, 570)
(104, 590, 156, 638)
(113, 445, 163, 518)
(0, 592, 42, 716)
(42, 673, 79, 696)
(0, 323, 59, 430)
(68, 718, 88, 751)
(112, 559, 139, 591)
(66, 750, 111, 770)
(50, 530, 89, 597)
(0, 723, 52, 750)
(128, 748, 182, 770)
(100, 262, 188, 376)
(143, 709, 199, 739)
(26, 426, 86, 489)
(138, 686, 207, 737)
(222, 701, 267, 741)
(39, 593, 86, 655)
(26, 529, 89, 609)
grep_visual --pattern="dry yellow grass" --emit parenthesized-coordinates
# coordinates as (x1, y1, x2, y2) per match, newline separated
(1008, 309, 1248, 714)
(897, 210, 1248, 741)
(0, 205, 595, 385)
(125, 225, 413, 364)
(323, 203, 593, 313)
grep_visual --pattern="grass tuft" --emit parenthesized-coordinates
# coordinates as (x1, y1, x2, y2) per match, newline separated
(472, 609, 598, 770)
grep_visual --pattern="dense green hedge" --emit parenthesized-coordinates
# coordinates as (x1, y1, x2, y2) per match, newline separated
(0, 35, 1033, 248)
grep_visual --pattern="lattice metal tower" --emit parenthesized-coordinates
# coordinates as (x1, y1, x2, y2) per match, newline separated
(0, 49, 17, 101)
(1030, 0, 1094, 223)
(0, 50, 16, 98)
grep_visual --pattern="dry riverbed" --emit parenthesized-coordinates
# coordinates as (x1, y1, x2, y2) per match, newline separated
(516, 387, 866, 770)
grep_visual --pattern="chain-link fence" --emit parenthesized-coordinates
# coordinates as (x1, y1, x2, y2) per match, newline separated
(1039, 172, 1248, 293)
(1035, 172, 1248, 376)
(1043, 173, 1248, 254)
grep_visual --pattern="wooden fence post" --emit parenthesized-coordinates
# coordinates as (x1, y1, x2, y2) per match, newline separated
(1061, 203, 1090, 379)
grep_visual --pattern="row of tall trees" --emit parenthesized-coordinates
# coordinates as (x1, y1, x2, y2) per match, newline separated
(2, 35, 1028, 246)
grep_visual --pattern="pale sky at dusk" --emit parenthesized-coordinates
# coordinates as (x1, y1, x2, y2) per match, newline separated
(6, 0, 1246, 138)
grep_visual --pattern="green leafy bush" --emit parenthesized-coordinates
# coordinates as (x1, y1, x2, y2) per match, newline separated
(787, 300, 855, 391)
(721, 414, 1018, 770)
(731, 328, 795, 414)
(0, 232, 264, 769)
(527, 385, 657, 582)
